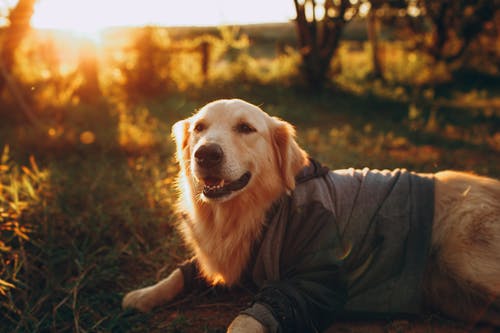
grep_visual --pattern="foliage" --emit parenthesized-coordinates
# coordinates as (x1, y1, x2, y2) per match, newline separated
(117, 102, 170, 154)
(3, 18, 499, 113)
(0, 0, 36, 84)
(408, 0, 498, 64)
(0, 145, 48, 305)
(209, 26, 301, 85)
(289, 0, 500, 88)
(376, 0, 500, 77)
(117, 26, 176, 99)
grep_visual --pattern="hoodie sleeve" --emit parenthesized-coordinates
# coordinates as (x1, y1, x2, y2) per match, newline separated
(178, 258, 211, 294)
(242, 274, 347, 332)
(242, 200, 348, 332)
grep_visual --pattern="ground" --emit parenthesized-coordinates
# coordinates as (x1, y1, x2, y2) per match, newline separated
(1, 77, 499, 332)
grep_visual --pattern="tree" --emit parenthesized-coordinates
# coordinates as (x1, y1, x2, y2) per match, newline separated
(367, 0, 384, 79)
(293, 0, 363, 90)
(0, 0, 39, 124)
(408, 0, 498, 64)
(0, 0, 37, 94)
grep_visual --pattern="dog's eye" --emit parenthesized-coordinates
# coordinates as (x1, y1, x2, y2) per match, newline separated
(236, 123, 256, 134)
(193, 123, 206, 133)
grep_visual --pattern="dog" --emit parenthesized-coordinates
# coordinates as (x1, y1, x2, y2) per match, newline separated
(123, 99, 500, 332)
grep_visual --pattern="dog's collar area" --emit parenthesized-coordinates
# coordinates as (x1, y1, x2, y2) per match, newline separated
(202, 172, 251, 199)
(295, 158, 330, 184)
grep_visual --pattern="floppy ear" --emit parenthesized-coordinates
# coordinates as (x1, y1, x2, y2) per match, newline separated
(272, 118, 308, 191)
(171, 119, 190, 168)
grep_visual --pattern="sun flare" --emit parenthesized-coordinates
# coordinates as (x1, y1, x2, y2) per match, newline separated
(31, 0, 114, 42)
(31, 0, 295, 35)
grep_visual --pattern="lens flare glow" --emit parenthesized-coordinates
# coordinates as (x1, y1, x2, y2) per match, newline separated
(31, 0, 296, 36)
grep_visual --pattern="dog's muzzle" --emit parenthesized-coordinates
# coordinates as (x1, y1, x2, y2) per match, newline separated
(194, 144, 251, 199)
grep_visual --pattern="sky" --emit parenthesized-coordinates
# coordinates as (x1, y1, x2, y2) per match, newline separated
(31, 0, 296, 33)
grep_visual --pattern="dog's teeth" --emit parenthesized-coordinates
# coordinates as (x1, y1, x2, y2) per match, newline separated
(204, 179, 226, 191)
(211, 181, 224, 189)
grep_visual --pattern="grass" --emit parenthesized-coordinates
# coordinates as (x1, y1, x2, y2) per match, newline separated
(1, 83, 499, 332)
(0, 146, 48, 298)
(0, 25, 499, 332)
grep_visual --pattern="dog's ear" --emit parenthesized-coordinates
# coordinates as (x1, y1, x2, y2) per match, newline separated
(272, 118, 308, 191)
(172, 119, 190, 167)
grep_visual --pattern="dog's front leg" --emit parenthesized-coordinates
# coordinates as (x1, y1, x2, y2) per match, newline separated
(227, 314, 268, 333)
(122, 268, 184, 312)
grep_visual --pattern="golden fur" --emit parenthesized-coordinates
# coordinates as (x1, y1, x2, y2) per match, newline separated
(426, 171, 500, 324)
(171, 99, 308, 285)
(123, 99, 500, 331)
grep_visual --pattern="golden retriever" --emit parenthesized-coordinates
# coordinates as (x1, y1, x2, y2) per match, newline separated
(123, 99, 500, 332)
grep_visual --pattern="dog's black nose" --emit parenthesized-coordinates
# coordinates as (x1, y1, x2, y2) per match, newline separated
(195, 143, 223, 169)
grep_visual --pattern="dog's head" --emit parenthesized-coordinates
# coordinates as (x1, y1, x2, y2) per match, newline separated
(172, 99, 308, 203)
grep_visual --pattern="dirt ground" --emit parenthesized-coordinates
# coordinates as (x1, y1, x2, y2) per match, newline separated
(325, 321, 498, 333)
(143, 288, 499, 332)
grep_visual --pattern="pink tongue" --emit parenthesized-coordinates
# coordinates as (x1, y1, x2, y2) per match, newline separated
(204, 177, 222, 187)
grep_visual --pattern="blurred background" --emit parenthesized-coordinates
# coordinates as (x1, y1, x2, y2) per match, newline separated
(0, 0, 499, 332)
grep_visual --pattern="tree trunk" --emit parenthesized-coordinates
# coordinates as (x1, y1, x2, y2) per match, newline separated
(300, 28, 342, 90)
(293, 0, 354, 91)
(429, 1, 450, 62)
(367, 9, 383, 79)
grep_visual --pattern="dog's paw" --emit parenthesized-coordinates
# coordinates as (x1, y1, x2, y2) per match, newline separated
(122, 286, 158, 312)
(122, 268, 185, 312)
(227, 314, 267, 333)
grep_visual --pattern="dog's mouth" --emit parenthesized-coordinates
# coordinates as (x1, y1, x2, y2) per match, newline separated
(201, 172, 251, 199)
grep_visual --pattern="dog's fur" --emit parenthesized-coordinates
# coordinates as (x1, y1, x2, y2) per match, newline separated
(123, 99, 500, 332)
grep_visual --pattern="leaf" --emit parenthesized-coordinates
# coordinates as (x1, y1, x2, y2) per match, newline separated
(13, 222, 30, 241)
(0, 240, 12, 252)
(22, 177, 38, 200)
(29, 155, 40, 176)
(1, 145, 10, 165)
(21, 166, 35, 180)
(0, 279, 15, 289)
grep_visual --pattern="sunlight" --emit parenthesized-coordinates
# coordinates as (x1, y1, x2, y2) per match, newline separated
(32, 0, 113, 42)
(31, 0, 295, 32)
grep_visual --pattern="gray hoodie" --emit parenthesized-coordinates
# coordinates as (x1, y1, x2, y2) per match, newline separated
(180, 160, 435, 332)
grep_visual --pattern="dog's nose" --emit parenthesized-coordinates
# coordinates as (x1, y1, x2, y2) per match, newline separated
(195, 143, 223, 169)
